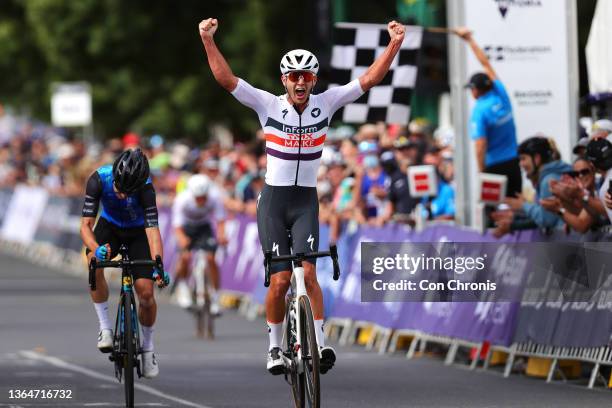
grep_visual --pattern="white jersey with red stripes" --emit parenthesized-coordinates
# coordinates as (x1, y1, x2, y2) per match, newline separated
(231, 78, 364, 187)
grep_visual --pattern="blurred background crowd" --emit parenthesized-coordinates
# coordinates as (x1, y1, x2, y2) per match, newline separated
(4, 102, 612, 242)
(0, 106, 455, 241)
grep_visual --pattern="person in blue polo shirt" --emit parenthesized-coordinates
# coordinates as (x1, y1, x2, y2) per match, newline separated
(454, 27, 522, 197)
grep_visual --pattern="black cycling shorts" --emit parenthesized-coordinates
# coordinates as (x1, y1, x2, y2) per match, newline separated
(256, 183, 319, 274)
(183, 223, 217, 252)
(85, 217, 154, 280)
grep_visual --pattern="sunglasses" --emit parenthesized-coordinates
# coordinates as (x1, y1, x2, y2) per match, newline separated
(566, 169, 592, 178)
(286, 71, 316, 82)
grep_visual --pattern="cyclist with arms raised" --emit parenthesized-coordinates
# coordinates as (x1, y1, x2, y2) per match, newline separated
(80, 148, 170, 379)
(172, 173, 226, 313)
(198, 17, 406, 375)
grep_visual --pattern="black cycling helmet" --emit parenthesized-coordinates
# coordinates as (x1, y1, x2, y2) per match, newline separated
(518, 136, 553, 163)
(586, 138, 612, 172)
(112, 148, 150, 194)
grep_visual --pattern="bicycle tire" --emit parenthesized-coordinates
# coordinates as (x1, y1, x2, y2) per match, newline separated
(193, 251, 214, 339)
(298, 295, 320, 408)
(123, 293, 135, 407)
(285, 296, 302, 408)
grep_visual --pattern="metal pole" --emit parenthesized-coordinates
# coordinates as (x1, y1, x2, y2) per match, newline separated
(446, 0, 472, 226)
(566, 0, 579, 155)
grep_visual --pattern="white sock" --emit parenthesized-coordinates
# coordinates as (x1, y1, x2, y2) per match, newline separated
(141, 325, 154, 352)
(210, 288, 219, 304)
(314, 319, 325, 348)
(267, 321, 283, 351)
(94, 301, 111, 331)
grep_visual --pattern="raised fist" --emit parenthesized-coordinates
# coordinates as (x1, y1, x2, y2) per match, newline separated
(387, 20, 405, 43)
(199, 18, 218, 38)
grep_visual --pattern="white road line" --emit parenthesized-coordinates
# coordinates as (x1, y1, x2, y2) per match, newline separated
(19, 351, 213, 408)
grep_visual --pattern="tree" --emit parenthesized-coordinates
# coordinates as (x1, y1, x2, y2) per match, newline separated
(0, 0, 313, 142)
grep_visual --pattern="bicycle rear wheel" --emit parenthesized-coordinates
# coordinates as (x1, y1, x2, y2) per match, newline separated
(123, 293, 135, 407)
(285, 296, 302, 408)
(298, 295, 320, 408)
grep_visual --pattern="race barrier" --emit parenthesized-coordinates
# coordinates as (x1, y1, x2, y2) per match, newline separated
(2, 185, 612, 389)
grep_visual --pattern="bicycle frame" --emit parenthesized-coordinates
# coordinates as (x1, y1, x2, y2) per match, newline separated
(193, 249, 208, 308)
(264, 246, 341, 365)
(291, 265, 308, 364)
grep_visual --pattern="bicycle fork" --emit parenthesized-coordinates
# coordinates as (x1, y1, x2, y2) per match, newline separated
(292, 266, 306, 366)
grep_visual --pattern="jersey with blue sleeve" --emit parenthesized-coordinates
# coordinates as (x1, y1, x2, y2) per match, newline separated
(470, 79, 518, 167)
(81, 165, 158, 228)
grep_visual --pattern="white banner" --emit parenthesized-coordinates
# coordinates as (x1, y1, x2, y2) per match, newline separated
(463, 0, 578, 162)
(586, 0, 612, 94)
(1, 185, 48, 243)
(51, 82, 92, 127)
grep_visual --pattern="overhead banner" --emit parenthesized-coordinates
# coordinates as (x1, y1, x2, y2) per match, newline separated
(462, 0, 578, 163)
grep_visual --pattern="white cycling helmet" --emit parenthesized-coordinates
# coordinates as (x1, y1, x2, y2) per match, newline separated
(187, 174, 211, 197)
(280, 49, 319, 75)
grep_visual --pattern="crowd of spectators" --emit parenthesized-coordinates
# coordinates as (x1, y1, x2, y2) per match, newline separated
(3, 102, 612, 240)
(0, 106, 454, 239)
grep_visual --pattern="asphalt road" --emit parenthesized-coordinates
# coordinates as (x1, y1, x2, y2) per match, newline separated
(1, 252, 611, 408)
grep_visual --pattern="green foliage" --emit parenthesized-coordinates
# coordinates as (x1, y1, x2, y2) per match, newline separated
(0, 0, 311, 142)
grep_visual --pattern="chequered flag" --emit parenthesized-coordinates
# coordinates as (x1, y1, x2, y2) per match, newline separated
(329, 22, 423, 125)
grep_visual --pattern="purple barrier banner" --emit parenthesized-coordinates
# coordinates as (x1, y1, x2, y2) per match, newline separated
(218, 214, 264, 295)
(156, 206, 612, 348)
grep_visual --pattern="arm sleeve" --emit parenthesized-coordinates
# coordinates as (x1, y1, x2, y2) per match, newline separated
(319, 79, 365, 117)
(520, 173, 563, 228)
(82, 172, 102, 218)
(470, 108, 487, 141)
(171, 194, 186, 228)
(213, 195, 226, 221)
(492, 79, 512, 106)
(139, 184, 159, 228)
(231, 78, 277, 122)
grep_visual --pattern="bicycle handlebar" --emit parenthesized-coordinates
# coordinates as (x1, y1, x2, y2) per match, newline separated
(88, 255, 163, 291)
(263, 245, 341, 288)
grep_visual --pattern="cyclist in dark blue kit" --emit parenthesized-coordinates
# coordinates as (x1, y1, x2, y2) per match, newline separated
(80, 148, 169, 379)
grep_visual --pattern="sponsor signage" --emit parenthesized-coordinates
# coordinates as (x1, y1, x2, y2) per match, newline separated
(407, 165, 438, 197)
(464, 0, 577, 162)
(478, 173, 508, 203)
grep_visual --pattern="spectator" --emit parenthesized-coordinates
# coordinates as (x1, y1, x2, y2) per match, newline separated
(381, 139, 420, 225)
(454, 27, 521, 198)
(588, 138, 612, 224)
(355, 155, 389, 225)
(572, 137, 589, 159)
(494, 137, 571, 237)
(541, 157, 608, 233)
(589, 119, 612, 141)
(123, 132, 141, 149)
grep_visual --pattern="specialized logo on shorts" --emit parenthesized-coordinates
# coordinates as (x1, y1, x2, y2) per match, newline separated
(272, 242, 280, 256)
(307, 234, 314, 251)
(256, 192, 261, 209)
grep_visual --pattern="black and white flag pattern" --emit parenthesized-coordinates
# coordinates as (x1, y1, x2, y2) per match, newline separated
(329, 22, 422, 125)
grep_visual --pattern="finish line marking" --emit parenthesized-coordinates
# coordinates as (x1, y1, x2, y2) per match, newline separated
(19, 350, 213, 408)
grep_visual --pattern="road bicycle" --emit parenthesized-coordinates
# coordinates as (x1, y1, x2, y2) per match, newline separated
(263, 245, 340, 408)
(189, 248, 215, 339)
(89, 244, 164, 408)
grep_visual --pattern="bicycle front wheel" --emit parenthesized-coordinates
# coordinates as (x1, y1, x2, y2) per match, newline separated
(123, 293, 135, 407)
(298, 295, 320, 408)
(285, 296, 302, 408)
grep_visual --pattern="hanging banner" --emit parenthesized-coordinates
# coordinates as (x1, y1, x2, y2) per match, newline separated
(462, 0, 578, 161)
